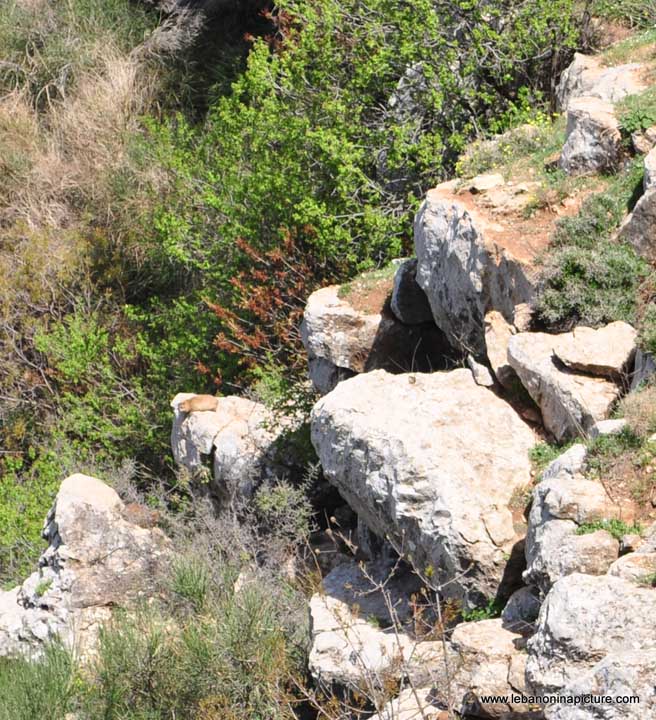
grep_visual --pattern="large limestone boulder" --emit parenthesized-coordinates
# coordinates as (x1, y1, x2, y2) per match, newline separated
(308, 560, 443, 690)
(311, 369, 536, 606)
(414, 185, 535, 355)
(171, 394, 291, 502)
(301, 283, 448, 394)
(0, 474, 172, 658)
(507, 329, 622, 441)
(556, 53, 646, 111)
(618, 188, 656, 263)
(559, 97, 621, 176)
(527, 574, 656, 700)
(524, 446, 621, 593)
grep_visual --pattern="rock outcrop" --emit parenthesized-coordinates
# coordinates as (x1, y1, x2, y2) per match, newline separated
(527, 573, 656, 708)
(556, 53, 646, 111)
(553, 322, 636, 379)
(414, 184, 535, 355)
(171, 393, 293, 502)
(619, 146, 656, 262)
(559, 97, 621, 176)
(301, 283, 449, 395)
(0, 474, 172, 659)
(311, 369, 536, 606)
(524, 445, 621, 593)
(507, 328, 624, 441)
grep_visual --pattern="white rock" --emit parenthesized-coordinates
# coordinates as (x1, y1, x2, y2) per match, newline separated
(308, 561, 443, 689)
(485, 310, 518, 388)
(369, 688, 446, 720)
(171, 394, 291, 501)
(545, 650, 656, 720)
(450, 618, 534, 718)
(553, 322, 636, 379)
(559, 97, 621, 176)
(608, 552, 656, 584)
(414, 186, 534, 355)
(644, 146, 656, 191)
(470, 173, 505, 193)
(311, 369, 536, 605)
(556, 53, 646, 111)
(527, 573, 656, 694)
(589, 418, 628, 439)
(507, 330, 622, 441)
(467, 354, 495, 387)
(0, 475, 172, 659)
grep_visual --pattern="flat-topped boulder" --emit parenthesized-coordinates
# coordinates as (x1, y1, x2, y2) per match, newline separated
(556, 53, 646, 111)
(507, 329, 623, 441)
(301, 281, 449, 394)
(559, 97, 621, 176)
(311, 369, 536, 606)
(0, 474, 172, 659)
(171, 393, 295, 502)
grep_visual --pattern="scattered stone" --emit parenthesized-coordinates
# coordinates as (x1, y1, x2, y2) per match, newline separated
(556, 53, 646, 111)
(507, 330, 622, 441)
(369, 688, 447, 720)
(588, 418, 628, 439)
(0, 475, 172, 659)
(559, 97, 621, 176)
(524, 457, 621, 593)
(619, 533, 643, 555)
(450, 618, 535, 719)
(414, 185, 534, 355)
(553, 322, 636, 379)
(311, 368, 536, 606)
(632, 126, 656, 155)
(527, 574, 656, 694)
(618, 187, 656, 263)
(390, 258, 434, 325)
(467, 354, 495, 387)
(644, 146, 656, 190)
(171, 393, 293, 502)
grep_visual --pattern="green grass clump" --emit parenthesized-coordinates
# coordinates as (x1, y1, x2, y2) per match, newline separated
(461, 598, 504, 622)
(575, 518, 642, 540)
(529, 441, 574, 474)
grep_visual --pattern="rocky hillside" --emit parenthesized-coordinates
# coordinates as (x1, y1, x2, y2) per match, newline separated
(2, 28, 656, 718)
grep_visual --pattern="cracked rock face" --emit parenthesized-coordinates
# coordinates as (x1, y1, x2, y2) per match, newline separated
(527, 573, 656, 710)
(311, 368, 536, 606)
(559, 97, 621, 176)
(171, 394, 292, 502)
(413, 186, 534, 357)
(0, 474, 172, 659)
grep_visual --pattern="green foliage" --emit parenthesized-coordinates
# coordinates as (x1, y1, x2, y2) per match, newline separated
(530, 443, 565, 474)
(592, 0, 656, 28)
(461, 598, 503, 622)
(172, 558, 211, 612)
(575, 518, 642, 540)
(537, 160, 649, 329)
(254, 479, 313, 543)
(618, 88, 656, 139)
(585, 427, 644, 474)
(0, 643, 76, 720)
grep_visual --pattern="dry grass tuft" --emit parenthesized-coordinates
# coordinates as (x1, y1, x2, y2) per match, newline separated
(620, 383, 656, 439)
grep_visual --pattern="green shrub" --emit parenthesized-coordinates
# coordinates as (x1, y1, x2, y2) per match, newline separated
(0, 643, 76, 720)
(529, 441, 573, 474)
(537, 160, 649, 329)
(592, 0, 656, 28)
